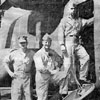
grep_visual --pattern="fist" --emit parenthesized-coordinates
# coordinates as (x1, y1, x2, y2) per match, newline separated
(61, 45, 66, 52)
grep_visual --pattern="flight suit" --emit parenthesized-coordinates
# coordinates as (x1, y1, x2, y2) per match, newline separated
(34, 47, 68, 100)
(58, 16, 89, 81)
(4, 49, 35, 100)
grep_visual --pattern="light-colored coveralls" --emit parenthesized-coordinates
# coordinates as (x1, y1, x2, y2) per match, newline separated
(4, 49, 35, 100)
(58, 16, 90, 81)
(34, 47, 68, 100)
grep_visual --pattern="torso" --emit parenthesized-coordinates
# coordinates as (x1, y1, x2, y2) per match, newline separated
(10, 49, 35, 73)
(35, 48, 60, 71)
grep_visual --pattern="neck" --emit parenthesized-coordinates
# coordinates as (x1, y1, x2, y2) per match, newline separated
(20, 48, 27, 53)
(43, 47, 49, 52)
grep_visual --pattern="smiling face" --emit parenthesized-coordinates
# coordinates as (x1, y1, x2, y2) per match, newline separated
(19, 42, 28, 49)
(42, 39, 51, 50)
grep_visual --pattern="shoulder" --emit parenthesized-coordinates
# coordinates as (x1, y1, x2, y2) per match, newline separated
(49, 49, 59, 56)
(60, 17, 72, 27)
(7, 48, 19, 56)
(34, 49, 42, 58)
(10, 48, 18, 53)
(4, 49, 18, 62)
(60, 18, 66, 25)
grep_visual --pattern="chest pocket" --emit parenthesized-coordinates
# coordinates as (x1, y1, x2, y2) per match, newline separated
(64, 22, 74, 36)
(74, 19, 82, 32)
(14, 55, 23, 66)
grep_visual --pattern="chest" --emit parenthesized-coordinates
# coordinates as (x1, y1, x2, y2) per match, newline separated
(65, 19, 82, 32)
(13, 52, 33, 64)
(41, 52, 55, 64)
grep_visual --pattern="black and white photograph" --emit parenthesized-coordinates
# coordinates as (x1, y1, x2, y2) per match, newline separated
(0, 0, 99, 100)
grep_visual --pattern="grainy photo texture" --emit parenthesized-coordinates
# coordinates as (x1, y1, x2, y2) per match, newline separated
(0, 0, 99, 100)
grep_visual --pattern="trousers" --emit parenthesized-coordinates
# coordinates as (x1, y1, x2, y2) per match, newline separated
(64, 38, 89, 81)
(11, 75, 32, 100)
(35, 70, 68, 100)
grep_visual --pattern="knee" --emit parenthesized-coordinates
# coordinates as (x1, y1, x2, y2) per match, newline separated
(86, 54, 90, 61)
(82, 54, 90, 63)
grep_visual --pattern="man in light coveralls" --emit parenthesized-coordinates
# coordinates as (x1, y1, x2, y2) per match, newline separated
(58, 0, 93, 84)
(4, 36, 35, 100)
(34, 33, 69, 100)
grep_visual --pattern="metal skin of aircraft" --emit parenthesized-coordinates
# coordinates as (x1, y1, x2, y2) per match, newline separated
(0, 0, 98, 100)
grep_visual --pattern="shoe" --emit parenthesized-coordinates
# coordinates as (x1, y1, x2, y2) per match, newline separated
(61, 93, 68, 99)
(79, 80, 91, 85)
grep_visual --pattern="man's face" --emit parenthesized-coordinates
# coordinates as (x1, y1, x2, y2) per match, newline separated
(19, 42, 28, 49)
(42, 40, 51, 50)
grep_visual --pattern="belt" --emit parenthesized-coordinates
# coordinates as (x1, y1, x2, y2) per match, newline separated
(68, 35, 77, 37)
(14, 71, 31, 78)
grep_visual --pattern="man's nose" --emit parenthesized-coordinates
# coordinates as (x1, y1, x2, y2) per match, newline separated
(45, 42, 49, 45)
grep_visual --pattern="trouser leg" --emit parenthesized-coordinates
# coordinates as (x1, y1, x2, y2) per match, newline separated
(59, 76, 68, 94)
(52, 71, 68, 95)
(11, 78, 22, 100)
(64, 43, 74, 73)
(76, 45, 90, 81)
(23, 76, 32, 100)
(35, 71, 50, 100)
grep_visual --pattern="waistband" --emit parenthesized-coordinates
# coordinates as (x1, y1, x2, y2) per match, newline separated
(14, 71, 31, 78)
(67, 34, 79, 37)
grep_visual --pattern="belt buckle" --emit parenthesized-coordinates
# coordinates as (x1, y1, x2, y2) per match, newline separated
(69, 35, 74, 37)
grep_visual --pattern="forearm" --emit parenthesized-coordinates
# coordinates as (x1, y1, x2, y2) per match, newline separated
(49, 68, 59, 74)
(82, 17, 94, 26)
(86, 17, 94, 25)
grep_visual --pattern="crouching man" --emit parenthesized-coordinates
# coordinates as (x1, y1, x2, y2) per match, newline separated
(34, 33, 68, 100)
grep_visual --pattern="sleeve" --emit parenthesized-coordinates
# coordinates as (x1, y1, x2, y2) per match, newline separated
(58, 19, 65, 46)
(52, 50, 63, 68)
(33, 53, 45, 71)
(58, 18, 73, 46)
(3, 54, 12, 64)
(82, 17, 94, 27)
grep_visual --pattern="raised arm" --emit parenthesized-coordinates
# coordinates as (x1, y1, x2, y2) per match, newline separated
(82, 17, 94, 27)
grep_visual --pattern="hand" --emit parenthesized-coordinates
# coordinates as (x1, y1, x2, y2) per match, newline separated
(61, 45, 67, 55)
(9, 72, 15, 78)
(61, 45, 66, 51)
(49, 68, 59, 75)
(39, 68, 50, 74)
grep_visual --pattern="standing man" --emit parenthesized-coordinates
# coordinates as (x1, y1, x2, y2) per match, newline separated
(58, 0, 94, 84)
(63, 0, 87, 17)
(4, 36, 35, 100)
(34, 33, 68, 100)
